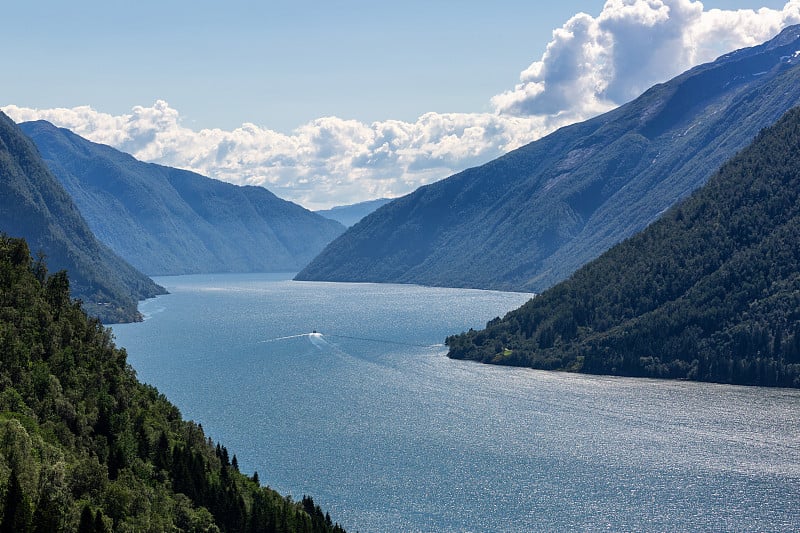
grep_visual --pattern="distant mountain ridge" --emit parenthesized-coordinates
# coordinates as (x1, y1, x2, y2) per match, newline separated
(297, 25, 800, 292)
(446, 105, 800, 388)
(20, 121, 346, 276)
(315, 198, 393, 227)
(0, 111, 165, 322)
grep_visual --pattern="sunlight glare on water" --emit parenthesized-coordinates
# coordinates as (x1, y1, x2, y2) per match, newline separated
(112, 273, 800, 532)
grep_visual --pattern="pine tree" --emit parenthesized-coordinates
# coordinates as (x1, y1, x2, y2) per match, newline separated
(93, 509, 109, 533)
(0, 468, 32, 533)
(77, 505, 94, 533)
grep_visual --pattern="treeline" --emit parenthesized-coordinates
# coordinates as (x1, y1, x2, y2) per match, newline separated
(446, 106, 800, 388)
(0, 234, 345, 532)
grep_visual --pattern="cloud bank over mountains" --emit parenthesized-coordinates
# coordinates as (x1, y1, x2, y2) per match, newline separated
(5, 0, 800, 209)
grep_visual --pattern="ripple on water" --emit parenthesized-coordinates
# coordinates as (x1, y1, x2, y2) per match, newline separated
(113, 273, 800, 533)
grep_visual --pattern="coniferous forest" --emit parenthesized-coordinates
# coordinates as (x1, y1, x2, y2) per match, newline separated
(0, 234, 345, 532)
(446, 106, 800, 388)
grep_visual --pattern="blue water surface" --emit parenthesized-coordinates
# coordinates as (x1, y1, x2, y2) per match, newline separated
(112, 273, 800, 532)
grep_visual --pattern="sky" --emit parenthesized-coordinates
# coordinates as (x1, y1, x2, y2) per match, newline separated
(3, 0, 798, 209)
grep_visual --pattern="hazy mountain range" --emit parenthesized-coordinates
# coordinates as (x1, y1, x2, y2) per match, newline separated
(6, 25, 800, 336)
(0, 111, 165, 322)
(315, 198, 393, 227)
(297, 25, 800, 293)
(19, 121, 345, 277)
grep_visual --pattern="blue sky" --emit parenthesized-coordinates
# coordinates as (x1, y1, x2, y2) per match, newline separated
(4, 0, 790, 132)
(13, 1, 603, 131)
(4, 1, 797, 208)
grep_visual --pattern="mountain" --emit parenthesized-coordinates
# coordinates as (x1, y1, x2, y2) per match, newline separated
(315, 198, 393, 227)
(446, 105, 800, 388)
(0, 111, 164, 323)
(0, 234, 346, 532)
(297, 25, 800, 292)
(19, 121, 346, 276)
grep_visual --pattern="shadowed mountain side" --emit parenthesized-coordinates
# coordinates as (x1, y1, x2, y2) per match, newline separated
(20, 121, 346, 276)
(446, 105, 800, 388)
(297, 25, 800, 293)
(0, 111, 164, 323)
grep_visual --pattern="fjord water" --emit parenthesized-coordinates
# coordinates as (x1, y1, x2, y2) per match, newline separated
(112, 274, 800, 532)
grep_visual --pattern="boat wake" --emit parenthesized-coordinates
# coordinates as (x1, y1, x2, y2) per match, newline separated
(258, 331, 444, 353)
(258, 332, 342, 353)
(258, 333, 316, 343)
(323, 333, 442, 349)
(308, 332, 330, 350)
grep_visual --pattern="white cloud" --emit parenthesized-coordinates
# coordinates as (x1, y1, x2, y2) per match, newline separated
(5, 1, 800, 209)
(492, 0, 800, 117)
(4, 101, 560, 209)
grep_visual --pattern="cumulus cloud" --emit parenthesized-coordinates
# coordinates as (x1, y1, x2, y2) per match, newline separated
(5, 1, 800, 209)
(493, 0, 800, 117)
(4, 101, 559, 209)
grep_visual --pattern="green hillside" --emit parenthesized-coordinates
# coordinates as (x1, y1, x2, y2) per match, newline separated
(0, 234, 345, 531)
(446, 106, 800, 388)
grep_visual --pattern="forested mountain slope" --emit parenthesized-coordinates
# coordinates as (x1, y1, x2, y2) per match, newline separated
(20, 121, 345, 276)
(0, 112, 164, 323)
(446, 106, 800, 388)
(0, 234, 345, 532)
(297, 25, 800, 293)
